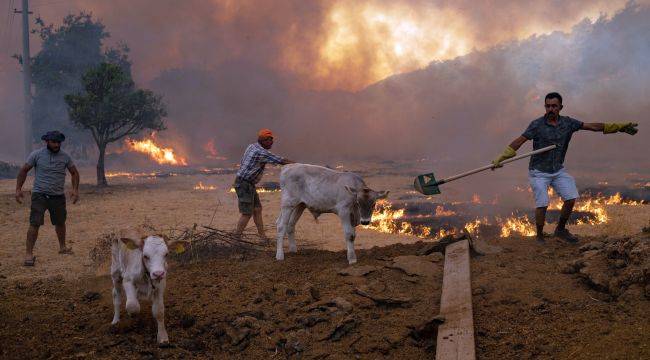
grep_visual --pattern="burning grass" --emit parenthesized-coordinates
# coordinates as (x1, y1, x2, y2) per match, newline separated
(366, 190, 647, 240)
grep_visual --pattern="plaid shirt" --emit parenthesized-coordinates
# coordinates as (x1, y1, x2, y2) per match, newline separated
(236, 143, 284, 184)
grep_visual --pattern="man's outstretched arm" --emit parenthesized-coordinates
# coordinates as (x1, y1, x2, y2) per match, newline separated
(491, 136, 528, 168)
(582, 122, 638, 134)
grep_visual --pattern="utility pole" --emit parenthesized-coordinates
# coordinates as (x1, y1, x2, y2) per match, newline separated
(15, 0, 33, 159)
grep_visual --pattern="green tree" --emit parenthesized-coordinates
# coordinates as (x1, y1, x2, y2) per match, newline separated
(65, 63, 167, 186)
(27, 13, 130, 159)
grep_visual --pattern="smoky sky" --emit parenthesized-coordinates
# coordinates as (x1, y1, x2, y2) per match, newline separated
(0, 0, 647, 181)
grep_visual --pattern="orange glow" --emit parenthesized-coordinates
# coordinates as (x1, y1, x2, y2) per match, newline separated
(126, 136, 187, 166)
(194, 182, 216, 190)
(308, 1, 470, 90)
(498, 215, 537, 237)
(229, 187, 280, 194)
(435, 205, 456, 217)
(203, 139, 227, 160)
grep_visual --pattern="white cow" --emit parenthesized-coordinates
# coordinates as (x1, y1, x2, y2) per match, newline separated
(110, 228, 188, 344)
(276, 164, 389, 264)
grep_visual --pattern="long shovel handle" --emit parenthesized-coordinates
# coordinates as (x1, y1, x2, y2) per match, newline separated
(434, 145, 557, 186)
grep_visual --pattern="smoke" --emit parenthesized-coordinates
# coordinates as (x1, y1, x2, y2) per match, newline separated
(0, 0, 647, 182)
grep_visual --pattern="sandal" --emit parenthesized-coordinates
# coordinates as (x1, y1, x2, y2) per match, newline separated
(23, 256, 36, 266)
(58, 247, 74, 255)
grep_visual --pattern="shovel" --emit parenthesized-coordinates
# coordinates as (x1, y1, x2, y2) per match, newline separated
(414, 145, 557, 195)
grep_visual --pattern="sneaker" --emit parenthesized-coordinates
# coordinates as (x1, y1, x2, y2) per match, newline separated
(554, 228, 578, 243)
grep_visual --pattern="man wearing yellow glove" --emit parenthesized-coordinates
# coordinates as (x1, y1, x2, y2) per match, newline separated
(492, 92, 638, 244)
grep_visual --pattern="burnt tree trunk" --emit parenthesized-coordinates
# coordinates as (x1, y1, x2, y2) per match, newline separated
(97, 143, 107, 186)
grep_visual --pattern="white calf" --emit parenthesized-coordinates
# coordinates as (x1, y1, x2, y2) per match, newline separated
(110, 229, 188, 344)
(276, 164, 388, 264)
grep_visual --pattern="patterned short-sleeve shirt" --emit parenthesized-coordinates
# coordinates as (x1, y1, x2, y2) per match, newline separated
(236, 143, 284, 184)
(522, 115, 583, 173)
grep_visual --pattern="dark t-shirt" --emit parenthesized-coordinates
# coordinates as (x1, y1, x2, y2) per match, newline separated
(522, 115, 583, 173)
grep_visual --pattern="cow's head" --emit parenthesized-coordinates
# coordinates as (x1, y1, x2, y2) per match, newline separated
(120, 230, 189, 282)
(345, 186, 389, 225)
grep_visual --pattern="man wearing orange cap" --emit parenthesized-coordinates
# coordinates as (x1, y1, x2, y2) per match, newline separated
(234, 129, 293, 238)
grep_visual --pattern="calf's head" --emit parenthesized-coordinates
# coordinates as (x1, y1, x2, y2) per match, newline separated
(120, 231, 189, 282)
(345, 187, 389, 225)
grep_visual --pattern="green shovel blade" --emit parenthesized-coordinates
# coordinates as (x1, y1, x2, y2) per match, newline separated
(414, 173, 441, 195)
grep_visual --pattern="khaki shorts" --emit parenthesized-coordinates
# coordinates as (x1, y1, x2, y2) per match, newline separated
(30, 192, 67, 226)
(234, 178, 261, 215)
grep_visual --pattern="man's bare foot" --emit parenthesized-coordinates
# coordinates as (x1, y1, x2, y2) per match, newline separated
(58, 247, 74, 255)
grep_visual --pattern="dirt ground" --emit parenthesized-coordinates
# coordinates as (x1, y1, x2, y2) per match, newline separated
(0, 165, 648, 359)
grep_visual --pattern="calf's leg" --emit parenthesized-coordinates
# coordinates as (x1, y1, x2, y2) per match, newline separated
(287, 204, 305, 253)
(152, 286, 169, 344)
(340, 214, 357, 264)
(123, 281, 140, 314)
(111, 273, 122, 325)
(276, 206, 292, 260)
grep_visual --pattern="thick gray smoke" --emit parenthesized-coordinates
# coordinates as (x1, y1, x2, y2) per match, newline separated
(0, 1, 647, 185)
(150, 4, 648, 171)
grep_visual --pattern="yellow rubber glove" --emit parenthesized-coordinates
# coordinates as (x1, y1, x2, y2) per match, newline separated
(603, 122, 638, 135)
(492, 146, 516, 168)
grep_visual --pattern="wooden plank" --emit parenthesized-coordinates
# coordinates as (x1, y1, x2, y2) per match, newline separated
(436, 239, 476, 360)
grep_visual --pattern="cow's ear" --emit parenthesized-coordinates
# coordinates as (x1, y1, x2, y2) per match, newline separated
(376, 190, 390, 199)
(168, 241, 189, 254)
(120, 237, 142, 250)
(158, 234, 171, 243)
(344, 186, 358, 195)
(119, 229, 144, 250)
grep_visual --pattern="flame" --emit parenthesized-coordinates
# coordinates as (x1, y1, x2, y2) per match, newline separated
(435, 205, 456, 217)
(228, 187, 280, 193)
(359, 189, 645, 239)
(126, 136, 187, 166)
(193, 182, 216, 191)
(308, 1, 470, 90)
(105, 171, 157, 179)
(498, 215, 537, 237)
(203, 139, 227, 160)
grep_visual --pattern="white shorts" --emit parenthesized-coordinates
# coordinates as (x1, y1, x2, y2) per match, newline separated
(528, 168, 579, 208)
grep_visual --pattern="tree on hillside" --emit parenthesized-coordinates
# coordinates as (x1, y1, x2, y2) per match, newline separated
(24, 13, 130, 159)
(65, 63, 167, 186)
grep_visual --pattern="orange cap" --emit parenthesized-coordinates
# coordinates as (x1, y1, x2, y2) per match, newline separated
(257, 128, 274, 139)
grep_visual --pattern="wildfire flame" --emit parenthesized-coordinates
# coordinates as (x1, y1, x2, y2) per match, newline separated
(435, 205, 456, 217)
(105, 171, 157, 179)
(204, 139, 227, 160)
(365, 189, 644, 239)
(228, 187, 281, 194)
(194, 182, 216, 191)
(498, 215, 537, 237)
(126, 137, 187, 166)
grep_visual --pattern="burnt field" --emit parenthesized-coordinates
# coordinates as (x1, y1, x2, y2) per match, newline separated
(1, 165, 649, 359)
(1, 233, 648, 359)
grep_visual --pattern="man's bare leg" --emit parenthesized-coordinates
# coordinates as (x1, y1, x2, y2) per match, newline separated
(25, 225, 39, 262)
(252, 207, 267, 240)
(554, 199, 578, 243)
(55, 224, 72, 253)
(235, 214, 252, 235)
(535, 206, 547, 244)
(556, 199, 576, 231)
